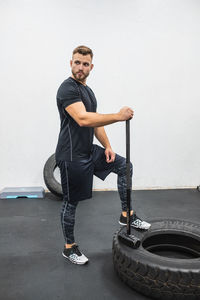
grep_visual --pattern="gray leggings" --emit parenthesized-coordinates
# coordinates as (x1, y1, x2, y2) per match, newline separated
(60, 160, 133, 244)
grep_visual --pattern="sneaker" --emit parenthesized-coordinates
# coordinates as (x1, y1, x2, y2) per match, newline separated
(62, 244, 89, 265)
(119, 213, 151, 230)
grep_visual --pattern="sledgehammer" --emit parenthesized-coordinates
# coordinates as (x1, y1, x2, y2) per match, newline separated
(118, 120, 140, 248)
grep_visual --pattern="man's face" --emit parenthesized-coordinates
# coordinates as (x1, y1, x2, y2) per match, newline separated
(70, 53, 93, 84)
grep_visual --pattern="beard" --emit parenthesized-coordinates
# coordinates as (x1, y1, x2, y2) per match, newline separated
(72, 70, 89, 83)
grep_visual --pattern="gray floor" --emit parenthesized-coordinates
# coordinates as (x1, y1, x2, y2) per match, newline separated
(0, 189, 200, 300)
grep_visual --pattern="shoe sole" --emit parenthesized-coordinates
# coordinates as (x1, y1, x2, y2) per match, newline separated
(62, 252, 89, 265)
(119, 221, 151, 230)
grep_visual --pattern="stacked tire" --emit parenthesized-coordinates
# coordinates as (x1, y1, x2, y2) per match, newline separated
(43, 153, 62, 197)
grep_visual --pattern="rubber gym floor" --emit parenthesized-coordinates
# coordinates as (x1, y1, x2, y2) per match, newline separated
(0, 189, 199, 300)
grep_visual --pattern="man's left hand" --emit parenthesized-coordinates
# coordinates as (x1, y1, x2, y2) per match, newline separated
(105, 148, 116, 163)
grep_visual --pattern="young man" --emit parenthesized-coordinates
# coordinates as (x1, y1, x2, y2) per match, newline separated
(55, 45, 151, 265)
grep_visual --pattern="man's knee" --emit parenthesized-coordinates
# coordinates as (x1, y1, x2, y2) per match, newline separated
(118, 159, 133, 176)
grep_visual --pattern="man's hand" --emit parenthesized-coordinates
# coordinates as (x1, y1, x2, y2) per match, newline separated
(105, 147, 116, 163)
(118, 106, 134, 121)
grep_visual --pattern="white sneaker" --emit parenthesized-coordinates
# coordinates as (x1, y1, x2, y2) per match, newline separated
(119, 213, 151, 230)
(62, 244, 89, 265)
(131, 215, 151, 230)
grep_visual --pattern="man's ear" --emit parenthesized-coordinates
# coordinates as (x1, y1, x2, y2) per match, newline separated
(90, 63, 94, 71)
(70, 60, 72, 67)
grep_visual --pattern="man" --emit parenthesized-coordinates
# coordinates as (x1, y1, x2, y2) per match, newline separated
(55, 45, 151, 265)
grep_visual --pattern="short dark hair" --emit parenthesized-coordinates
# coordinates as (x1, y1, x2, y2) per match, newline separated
(72, 45, 93, 59)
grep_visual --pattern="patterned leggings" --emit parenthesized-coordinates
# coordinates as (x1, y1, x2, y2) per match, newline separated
(60, 160, 133, 244)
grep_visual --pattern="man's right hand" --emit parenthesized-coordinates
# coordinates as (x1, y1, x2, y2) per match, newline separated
(118, 106, 134, 121)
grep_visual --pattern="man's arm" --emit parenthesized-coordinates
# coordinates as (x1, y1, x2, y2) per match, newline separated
(94, 126, 111, 149)
(65, 102, 133, 127)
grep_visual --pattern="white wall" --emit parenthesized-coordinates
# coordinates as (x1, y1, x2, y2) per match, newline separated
(0, 0, 200, 191)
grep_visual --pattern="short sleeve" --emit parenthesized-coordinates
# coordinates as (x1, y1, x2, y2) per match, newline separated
(57, 80, 82, 109)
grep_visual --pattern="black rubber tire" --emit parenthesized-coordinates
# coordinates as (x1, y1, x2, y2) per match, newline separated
(112, 219, 200, 300)
(43, 153, 63, 198)
(197, 186, 200, 192)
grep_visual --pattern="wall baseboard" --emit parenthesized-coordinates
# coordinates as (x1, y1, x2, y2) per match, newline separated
(44, 186, 198, 193)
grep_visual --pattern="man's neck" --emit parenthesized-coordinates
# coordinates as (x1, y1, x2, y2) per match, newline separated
(71, 75, 87, 86)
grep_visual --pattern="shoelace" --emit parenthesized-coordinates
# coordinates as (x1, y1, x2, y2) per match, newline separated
(70, 253, 81, 261)
(132, 219, 142, 226)
(72, 245, 82, 256)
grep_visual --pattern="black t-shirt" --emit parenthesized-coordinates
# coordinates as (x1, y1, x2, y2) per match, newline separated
(55, 77, 97, 161)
